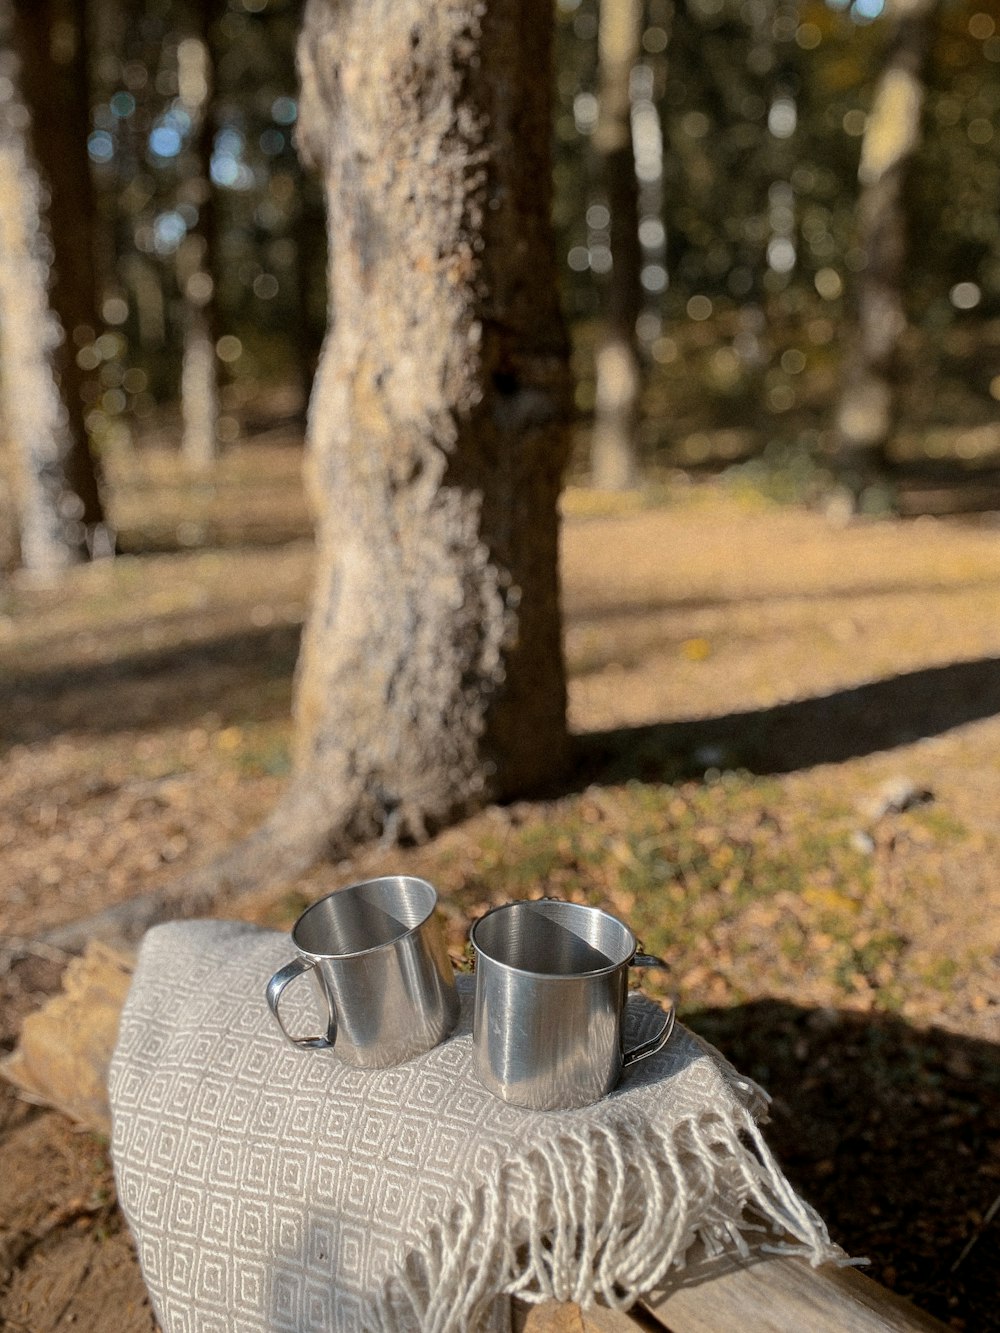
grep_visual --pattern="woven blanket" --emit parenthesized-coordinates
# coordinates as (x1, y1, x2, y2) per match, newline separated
(109, 920, 841, 1332)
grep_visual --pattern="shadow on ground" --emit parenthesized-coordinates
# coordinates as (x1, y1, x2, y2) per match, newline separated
(115, 526, 311, 556)
(685, 1000, 1000, 1330)
(569, 575, 1000, 625)
(6, 620, 1000, 779)
(0, 623, 302, 748)
(576, 655, 1000, 783)
(895, 464, 1000, 520)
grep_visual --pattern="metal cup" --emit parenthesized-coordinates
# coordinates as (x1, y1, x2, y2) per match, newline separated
(265, 875, 459, 1068)
(470, 898, 675, 1110)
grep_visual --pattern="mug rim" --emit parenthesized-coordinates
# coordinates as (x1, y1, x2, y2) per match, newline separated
(291, 874, 439, 961)
(470, 896, 637, 980)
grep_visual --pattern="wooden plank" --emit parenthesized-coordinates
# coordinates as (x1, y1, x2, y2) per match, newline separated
(512, 1250, 948, 1333)
(513, 1297, 652, 1331)
(0, 942, 134, 1135)
(643, 1250, 948, 1333)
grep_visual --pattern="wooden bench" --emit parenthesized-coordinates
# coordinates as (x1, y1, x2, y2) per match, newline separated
(2, 943, 948, 1333)
(515, 1250, 947, 1331)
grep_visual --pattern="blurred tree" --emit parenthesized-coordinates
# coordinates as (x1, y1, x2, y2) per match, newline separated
(244, 0, 573, 864)
(0, 0, 110, 570)
(834, 0, 940, 485)
(591, 0, 643, 490)
(177, 2, 221, 471)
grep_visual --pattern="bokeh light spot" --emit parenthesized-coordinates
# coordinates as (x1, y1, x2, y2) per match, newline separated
(216, 335, 243, 363)
(768, 97, 797, 139)
(968, 119, 993, 145)
(687, 295, 713, 321)
(152, 210, 187, 254)
(589, 245, 612, 275)
(950, 282, 981, 310)
(681, 111, 710, 140)
(652, 337, 678, 364)
(767, 237, 796, 273)
(102, 296, 129, 325)
(253, 273, 279, 299)
(573, 92, 598, 135)
(641, 264, 668, 293)
(814, 268, 843, 300)
(150, 124, 182, 158)
(271, 96, 297, 125)
(639, 218, 665, 249)
(88, 130, 114, 163)
(110, 91, 136, 118)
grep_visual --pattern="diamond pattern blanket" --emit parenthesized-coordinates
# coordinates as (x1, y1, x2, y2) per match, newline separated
(109, 919, 841, 1332)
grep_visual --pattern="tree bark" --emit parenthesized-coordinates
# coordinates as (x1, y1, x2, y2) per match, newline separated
(591, 0, 643, 493)
(834, 0, 939, 482)
(178, 5, 221, 471)
(268, 0, 572, 854)
(0, 0, 109, 571)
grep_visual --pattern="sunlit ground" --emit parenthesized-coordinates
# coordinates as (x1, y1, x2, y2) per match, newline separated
(3, 443, 999, 1037)
(2, 444, 1000, 1324)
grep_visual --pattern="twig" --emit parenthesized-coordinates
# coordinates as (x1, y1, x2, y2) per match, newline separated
(950, 1188, 1000, 1274)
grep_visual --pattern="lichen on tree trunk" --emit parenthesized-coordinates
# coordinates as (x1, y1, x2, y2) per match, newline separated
(834, 0, 939, 483)
(267, 0, 572, 851)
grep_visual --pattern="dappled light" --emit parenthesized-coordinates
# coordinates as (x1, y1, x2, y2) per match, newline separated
(1, 0, 998, 1329)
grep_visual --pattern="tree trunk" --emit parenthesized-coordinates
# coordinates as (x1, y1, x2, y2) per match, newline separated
(0, 0, 109, 571)
(834, 0, 939, 482)
(179, 296, 219, 470)
(269, 0, 572, 854)
(591, 0, 643, 493)
(178, 8, 221, 471)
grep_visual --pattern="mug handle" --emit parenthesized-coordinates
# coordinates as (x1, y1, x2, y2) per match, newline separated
(622, 953, 676, 1068)
(265, 958, 337, 1050)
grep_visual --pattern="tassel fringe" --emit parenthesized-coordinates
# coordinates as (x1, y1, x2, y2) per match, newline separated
(366, 1099, 844, 1332)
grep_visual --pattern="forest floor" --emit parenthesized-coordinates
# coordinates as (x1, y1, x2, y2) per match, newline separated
(1, 440, 999, 1330)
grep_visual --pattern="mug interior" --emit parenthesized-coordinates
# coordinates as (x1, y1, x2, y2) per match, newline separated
(472, 899, 634, 976)
(293, 876, 435, 958)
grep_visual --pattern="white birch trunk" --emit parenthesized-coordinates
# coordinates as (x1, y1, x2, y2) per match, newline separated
(0, 0, 108, 571)
(0, 33, 83, 570)
(591, 0, 643, 492)
(178, 29, 220, 472)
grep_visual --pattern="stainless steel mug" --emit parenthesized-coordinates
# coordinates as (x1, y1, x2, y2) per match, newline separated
(470, 898, 675, 1110)
(265, 875, 459, 1068)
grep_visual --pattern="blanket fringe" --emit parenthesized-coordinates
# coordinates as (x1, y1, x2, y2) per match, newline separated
(367, 1100, 843, 1333)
